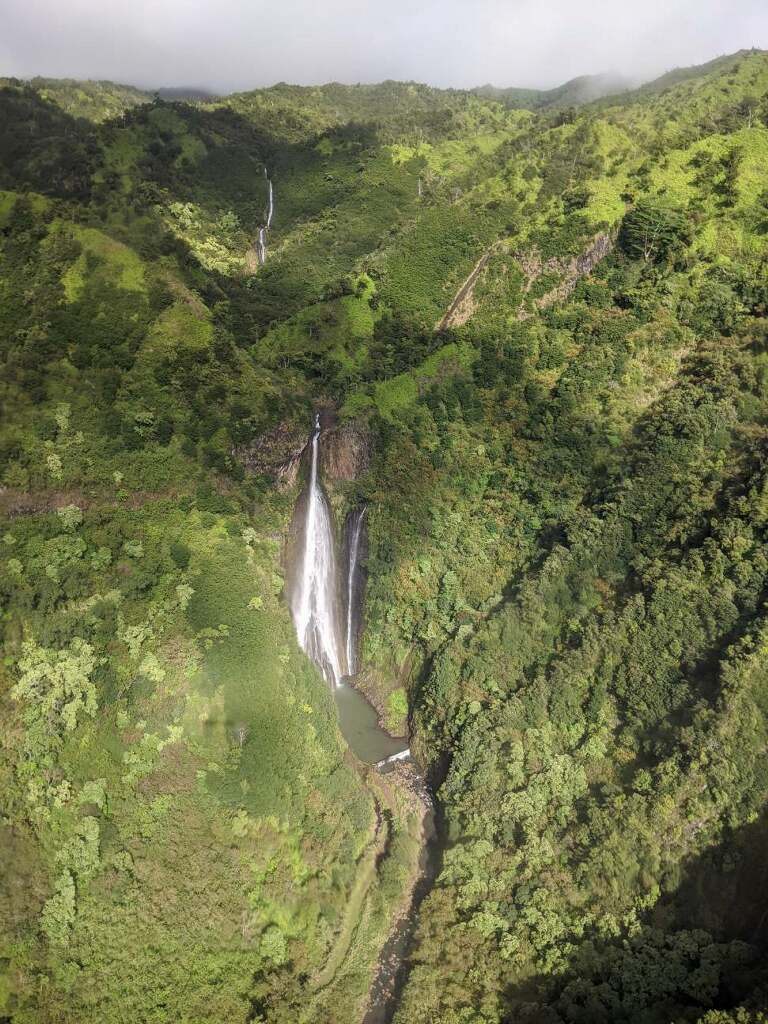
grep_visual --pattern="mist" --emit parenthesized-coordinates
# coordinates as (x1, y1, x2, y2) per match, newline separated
(2, 0, 767, 94)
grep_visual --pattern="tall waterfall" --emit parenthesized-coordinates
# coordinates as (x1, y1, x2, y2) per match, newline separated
(290, 415, 346, 687)
(256, 170, 274, 265)
(344, 506, 367, 676)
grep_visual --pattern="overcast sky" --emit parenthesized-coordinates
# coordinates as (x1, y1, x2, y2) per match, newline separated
(2, 0, 766, 93)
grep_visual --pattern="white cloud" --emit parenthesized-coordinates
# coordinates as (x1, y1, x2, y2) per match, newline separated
(1, 0, 766, 92)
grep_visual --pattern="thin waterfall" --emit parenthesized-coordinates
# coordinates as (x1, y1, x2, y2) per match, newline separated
(344, 506, 367, 676)
(289, 415, 346, 687)
(256, 169, 274, 265)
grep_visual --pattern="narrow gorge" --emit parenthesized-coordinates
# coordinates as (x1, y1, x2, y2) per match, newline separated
(286, 413, 410, 761)
(285, 414, 435, 1020)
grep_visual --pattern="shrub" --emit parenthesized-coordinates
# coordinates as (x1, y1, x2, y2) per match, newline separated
(169, 540, 191, 570)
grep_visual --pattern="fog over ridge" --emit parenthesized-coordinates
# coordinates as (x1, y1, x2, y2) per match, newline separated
(2, 0, 766, 94)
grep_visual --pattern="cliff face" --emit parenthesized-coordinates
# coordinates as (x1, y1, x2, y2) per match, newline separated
(436, 230, 616, 332)
(436, 243, 505, 331)
(232, 421, 308, 488)
(234, 416, 372, 487)
(320, 420, 372, 482)
(518, 230, 616, 318)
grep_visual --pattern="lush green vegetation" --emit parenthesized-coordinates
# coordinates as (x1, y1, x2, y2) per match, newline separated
(21, 77, 152, 121)
(2, 49, 768, 1024)
(472, 70, 632, 110)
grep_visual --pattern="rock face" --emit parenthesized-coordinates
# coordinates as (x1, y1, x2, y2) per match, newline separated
(518, 230, 616, 318)
(320, 420, 372, 482)
(232, 421, 308, 488)
(436, 243, 506, 331)
(233, 416, 371, 487)
(435, 228, 616, 332)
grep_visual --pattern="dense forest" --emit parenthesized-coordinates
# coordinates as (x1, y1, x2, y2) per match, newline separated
(2, 46, 768, 1024)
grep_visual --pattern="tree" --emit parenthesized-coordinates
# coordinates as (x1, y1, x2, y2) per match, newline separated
(41, 870, 76, 946)
(12, 637, 99, 739)
(755, 188, 768, 235)
(618, 199, 689, 263)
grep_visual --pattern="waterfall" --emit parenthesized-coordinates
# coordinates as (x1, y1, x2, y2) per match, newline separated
(255, 170, 274, 265)
(290, 415, 346, 687)
(375, 747, 411, 770)
(344, 506, 367, 676)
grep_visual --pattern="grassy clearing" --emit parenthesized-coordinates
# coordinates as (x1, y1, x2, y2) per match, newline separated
(56, 223, 146, 300)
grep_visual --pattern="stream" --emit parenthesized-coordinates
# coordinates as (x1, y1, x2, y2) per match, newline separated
(285, 414, 439, 1021)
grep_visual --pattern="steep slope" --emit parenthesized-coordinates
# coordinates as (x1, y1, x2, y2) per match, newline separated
(1, 47, 768, 1024)
(353, 50, 768, 1024)
(627, 47, 766, 98)
(0, 181, 386, 1021)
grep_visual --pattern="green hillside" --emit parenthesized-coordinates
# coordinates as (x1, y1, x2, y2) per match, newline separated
(2, 47, 768, 1024)
(25, 77, 152, 120)
(472, 70, 633, 109)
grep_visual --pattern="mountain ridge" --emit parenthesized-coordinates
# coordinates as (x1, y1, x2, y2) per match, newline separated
(9, 47, 767, 125)
(2, 43, 768, 1024)
(471, 70, 635, 108)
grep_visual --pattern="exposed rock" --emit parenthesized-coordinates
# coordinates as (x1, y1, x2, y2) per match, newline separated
(320, 419, 372, 482)
(436, 239, 514, 331)
(436, 229, 615, 332)
(517, 229, 616, 319)
(438, 267, 486, 330)
(0, 488, 87, 518)
(355, 657, 414, 739)
(232, 421, 308, 488)
(233, 413, 371, 488)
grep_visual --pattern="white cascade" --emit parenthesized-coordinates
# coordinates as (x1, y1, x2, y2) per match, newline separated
(345, 506, 367, 676)
(375, 748, 411, 770)
(256, 170, 273, 264)
(266, 177, 274, 229)
(291, 415, 346, 687)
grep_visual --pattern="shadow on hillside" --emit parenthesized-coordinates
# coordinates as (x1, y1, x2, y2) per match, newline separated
(0, 83, 395, 333)
(500, 812, 768, 1023)
(0, 83, 97, 198)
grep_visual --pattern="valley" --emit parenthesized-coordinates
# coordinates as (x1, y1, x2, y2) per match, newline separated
(2, 46, 768, 1024)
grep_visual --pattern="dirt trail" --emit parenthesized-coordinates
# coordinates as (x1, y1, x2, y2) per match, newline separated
(0, 487, 191, 519)
(436, 246, 498, 331)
